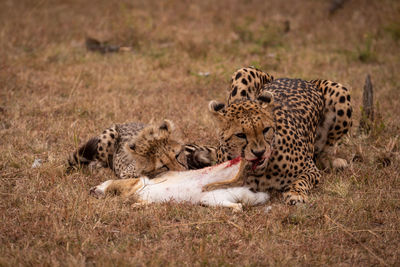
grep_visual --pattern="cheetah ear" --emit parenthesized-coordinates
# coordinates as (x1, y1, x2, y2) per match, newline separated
(208, 100, 225, 114)
(208, 100, 226, 126)
(158, 119, 174, 134)
(257, 91, 274, 106)
(155, 119, 175, 141)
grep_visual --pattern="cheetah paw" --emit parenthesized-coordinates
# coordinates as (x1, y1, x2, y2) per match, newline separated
(283, 191, 307, 205)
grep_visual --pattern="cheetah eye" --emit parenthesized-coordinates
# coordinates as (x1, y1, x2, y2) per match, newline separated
(235, 133, 247, 139)
(129, 144, 136, 150)
(262, 127, 271, 134)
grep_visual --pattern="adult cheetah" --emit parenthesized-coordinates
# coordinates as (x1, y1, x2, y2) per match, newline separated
(193, 67, 352, 204)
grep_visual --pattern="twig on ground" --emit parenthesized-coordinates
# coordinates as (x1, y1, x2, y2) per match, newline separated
(162, 220, 224, 228)
(325, 215, 388, 266)
(226, 220, 243, 231)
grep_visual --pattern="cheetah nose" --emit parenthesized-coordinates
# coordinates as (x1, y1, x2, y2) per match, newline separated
(251, 149, 265, 158)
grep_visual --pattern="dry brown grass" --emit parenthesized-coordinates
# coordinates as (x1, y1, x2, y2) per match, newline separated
(1, 0, 400, 265)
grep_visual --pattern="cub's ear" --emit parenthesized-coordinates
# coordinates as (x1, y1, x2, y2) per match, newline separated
(257, 91, 274, 106)
(208, 100, 225, 114)
(158, 119, 174, 134)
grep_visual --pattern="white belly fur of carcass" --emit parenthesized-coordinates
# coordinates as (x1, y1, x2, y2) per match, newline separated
(136, 159, 268, 206)
(139, 160, 239, 203)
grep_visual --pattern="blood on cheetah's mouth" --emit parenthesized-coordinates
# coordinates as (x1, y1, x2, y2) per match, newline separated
(249, 158, 265, 170)
(247, 150, 272, 171)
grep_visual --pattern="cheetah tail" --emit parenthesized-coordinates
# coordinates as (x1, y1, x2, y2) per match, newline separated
(67, 137, 99, 168)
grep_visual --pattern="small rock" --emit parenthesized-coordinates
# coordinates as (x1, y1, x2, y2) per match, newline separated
(31, 158, 42, 168)
(264, 205, 272, 214)
(198, 72, 210, 77)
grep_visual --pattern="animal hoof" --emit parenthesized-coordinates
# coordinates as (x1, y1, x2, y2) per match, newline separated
(232, 203, 243, 212)
(89, 186, 102, 198)
(89, 180, 112, 197)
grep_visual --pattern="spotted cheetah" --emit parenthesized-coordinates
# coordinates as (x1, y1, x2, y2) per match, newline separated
(68, 120, 189, 179)
(191, 67, 352, 204)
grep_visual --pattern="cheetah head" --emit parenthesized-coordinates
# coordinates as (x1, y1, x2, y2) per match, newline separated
(209, 91, 276, 171)
(124, 120, 187, 177)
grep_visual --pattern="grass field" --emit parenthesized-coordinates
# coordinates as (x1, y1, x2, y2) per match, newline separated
(1, 0, 399, 265)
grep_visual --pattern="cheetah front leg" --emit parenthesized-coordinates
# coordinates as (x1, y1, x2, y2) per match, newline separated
(282, 162, 321, 205)
(90, 178, 144, 198)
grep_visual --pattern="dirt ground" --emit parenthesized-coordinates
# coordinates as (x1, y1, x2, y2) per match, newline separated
(1, 0, 399, 265)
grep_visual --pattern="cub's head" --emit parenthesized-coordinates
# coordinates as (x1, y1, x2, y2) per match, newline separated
(209, 91, 276, 170)
(125, 120, 187, 177)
